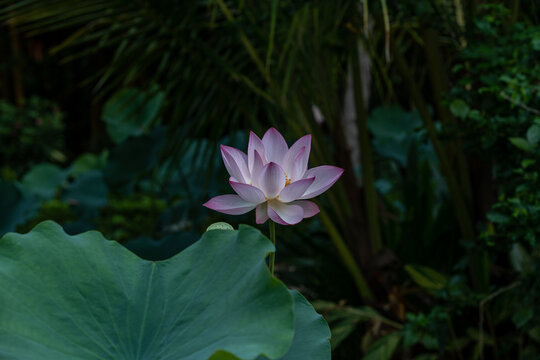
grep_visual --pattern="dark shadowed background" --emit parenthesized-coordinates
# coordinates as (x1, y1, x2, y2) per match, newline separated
(0, 1, 539, 358)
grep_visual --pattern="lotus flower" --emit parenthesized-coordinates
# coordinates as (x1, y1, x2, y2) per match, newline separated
(204, 128, 344, 225)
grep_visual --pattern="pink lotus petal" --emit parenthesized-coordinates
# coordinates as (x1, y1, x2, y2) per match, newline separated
(258, 162, 286, 199)
(291, 200, 320, 218)
(282, 134, 311, 180)
(203, 194, 256, 215)
(229, 181, 266, 204)
(300, 166, 344, 199)
(268, 200, 304, 225)
(262, 127, 288, 163)
(267, 208, 288, 225)
(221, 145, 250, 184)
(278, 177, 315, 203)
(289, 147, 307, 181)
(256, 202, 269, 224)
(251, 150, 265, 187)
(248, 131, 266, 173)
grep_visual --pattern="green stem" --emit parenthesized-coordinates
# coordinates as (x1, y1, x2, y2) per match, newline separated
(352, 43, 383, 254)
(362, 0, 369, 36)
(269, 221, 276, 275)
(319, 209, 374, 301)
(265, 0, 279, 75)
(447, 317, 465, 360)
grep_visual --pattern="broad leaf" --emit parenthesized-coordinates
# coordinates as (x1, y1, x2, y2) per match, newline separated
(449, 99, 470, 119)
(526, 124, 540, 146)
(0, 221, 296, 359)
(21, 163, 68, 199)
(0, 181, 38, 236)
(404, 264, 447, 291)
(71, 152, 108, 178)
(512, 307, 533, 328)
(274, 291, 331, 360)
(62, 170, 108, 214)
(369, 106, 422, 139)
(509, 137, 533, 152)
(368, 106, 423, 166)
(103, 88, 165, 144)
(509, 243, 533, 274)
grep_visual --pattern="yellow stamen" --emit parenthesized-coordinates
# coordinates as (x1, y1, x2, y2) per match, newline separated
(285, 174, 291, 186)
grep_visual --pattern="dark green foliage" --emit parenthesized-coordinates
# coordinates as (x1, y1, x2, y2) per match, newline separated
(0, 96, 65, 176)
(17, 199, 76, 233)
(0, 0, 538, 359)
(0, 180, 39, 235)
(399, 6, 540, 359)
(451, 6, 540, 158)
(403, 309, 449, 351)
(98, 193, 166, 242)
(103, 131, 164, 187)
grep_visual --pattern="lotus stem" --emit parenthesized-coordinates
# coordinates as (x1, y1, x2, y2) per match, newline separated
(269, 221, 276, 275)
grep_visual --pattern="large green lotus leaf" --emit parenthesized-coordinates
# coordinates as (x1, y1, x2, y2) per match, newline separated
(222, 290, 331, 360)
(273, 290, 331, 360)
(0, 221, 295, 359)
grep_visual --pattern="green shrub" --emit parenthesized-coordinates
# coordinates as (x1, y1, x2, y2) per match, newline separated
(0, 96, 65, 176)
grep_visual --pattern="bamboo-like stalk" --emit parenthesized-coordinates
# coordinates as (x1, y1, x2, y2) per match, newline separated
(319, 209, 374, 301)
(8, 20, 24, 107)
(454, 0, 465, 30)
(352, 42, 383, 254)
(362, 0, 369, 36)
(265, 0, 279, 75)
(453, 0, 467, 47)
(511, 0, 521, 24)
(423, 28, 472, 210)
(379, 0, 390, 61)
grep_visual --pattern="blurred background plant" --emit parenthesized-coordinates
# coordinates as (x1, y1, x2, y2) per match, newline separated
(0, 0, 538, 358)
(0, 96, 65, 177)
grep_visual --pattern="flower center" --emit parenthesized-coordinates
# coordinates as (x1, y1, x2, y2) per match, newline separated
(285, 176, 291, 187)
